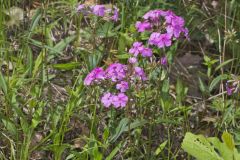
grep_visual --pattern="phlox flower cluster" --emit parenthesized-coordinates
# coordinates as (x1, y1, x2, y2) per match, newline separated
(84, 63, 147, 109)
(84, 9, 189, 110)
(128, 9, 189, 65)
(77, 4, 119, 22)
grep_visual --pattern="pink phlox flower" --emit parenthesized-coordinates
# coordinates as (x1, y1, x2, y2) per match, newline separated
(134, 66, 147, 81)
(91, 5, 105, 17)
(128, 57, 137, 64)
(160, 56, 168, 66)
(101, 92, 113, 108)
(135, 21, 152, 32)
(84, 67, 105, 86)
(112, 93, 128, 108)
(141, 47, 153, 57)
(116, 81, 129, 92)
(157, 33, 172, 48)
(148, 32, 161, 46)
(77, 4, 85, 12)
(143, 9, 165, 23)
(106, 63, 127, 82)
(129, 42, 144, 57)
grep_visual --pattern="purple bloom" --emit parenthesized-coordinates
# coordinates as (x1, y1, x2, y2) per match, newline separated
(143, 9, 165, 23)
(116, 81, 129, 92)
(134, 67, 147, 81)
(157, 33, 172, 48)
(105, 63, 127, 82)
(128, 57, 137, 64)
(135, 21, 152, 32)
(141, 47, 153, 57)
(164, 11, 176, 24)
(160, 56, 168, 66)
(166, 25, 182, 38)
(171, 16, 185, 27)
(91, 5, 105, 17)
(111, 7, 119, 21)
(101, 92, 113, 108)
(76, 4, 85, 12)
(226, 82, 236, 96)
(182, 27, 190, 40)
(112, 93, 128, 108)
(84, 67, 105, 86)
(148, 32, 161, 46)
(129, 42, 144, 57)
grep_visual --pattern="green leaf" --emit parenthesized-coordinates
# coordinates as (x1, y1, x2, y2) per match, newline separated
(115, 54, 130, 59)
(32, 51, 45, 78)
(49, 35, 76, 59)
(155, 140, 167, 156)
(198, 77, 206, 93)
(215, 59, 235, 72)
(0, 71, 8, 95)
(106, 143, 122, 160)
(222, 131, 235, 151)
(52, 62, 81, 70)
(209, 74, 228, 92)
(181, 132, 223, 160)
(109, 118, 129, 143)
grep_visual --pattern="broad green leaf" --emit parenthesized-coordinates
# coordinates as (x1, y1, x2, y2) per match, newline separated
(182, 132, 223, 160)
(222, 131, 235, 151)
(49, 35, 76, 58)
(209, 74, 228, 92)
(2, 119, 17, 137)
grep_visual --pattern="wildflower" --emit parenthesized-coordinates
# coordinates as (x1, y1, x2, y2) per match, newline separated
(141, 47, 153, 57)
(134, 66, 147, 81)
(84, 67, 105, 86)
(143, 9, 165, 23)
(148, 32, 161, 46)
(129, 42, 144, 57)
(111, 7, 119, 21)
(116, 81, 129, 92)
(166, 25, 182, 38)
(157, 33, 172, 48)
(160, 56, 168, 66)
(149, 33, 172, 48)
(164, 11, 176, 24)
(128, 57, 137, 64)
(101, 92, 113, 108)
(135, 21, 152, 32)
(106, 63, 127, 82)
(76, 4, 85, 12)
(182, 27, 190, 40)
(112, 93, 128, 108)
(91, 5, 105, 17)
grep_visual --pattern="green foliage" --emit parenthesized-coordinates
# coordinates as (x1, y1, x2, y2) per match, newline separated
(182, 132, 240, 160)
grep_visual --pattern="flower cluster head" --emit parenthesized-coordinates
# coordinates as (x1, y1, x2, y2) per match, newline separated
(129, 42, 152, 57)
(84, 63, 147, 108)
(128, 9, 189, 65)
(101, 92, 128, 108)
(76, 4, 119, 22)
(105, 63, 127, 82)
